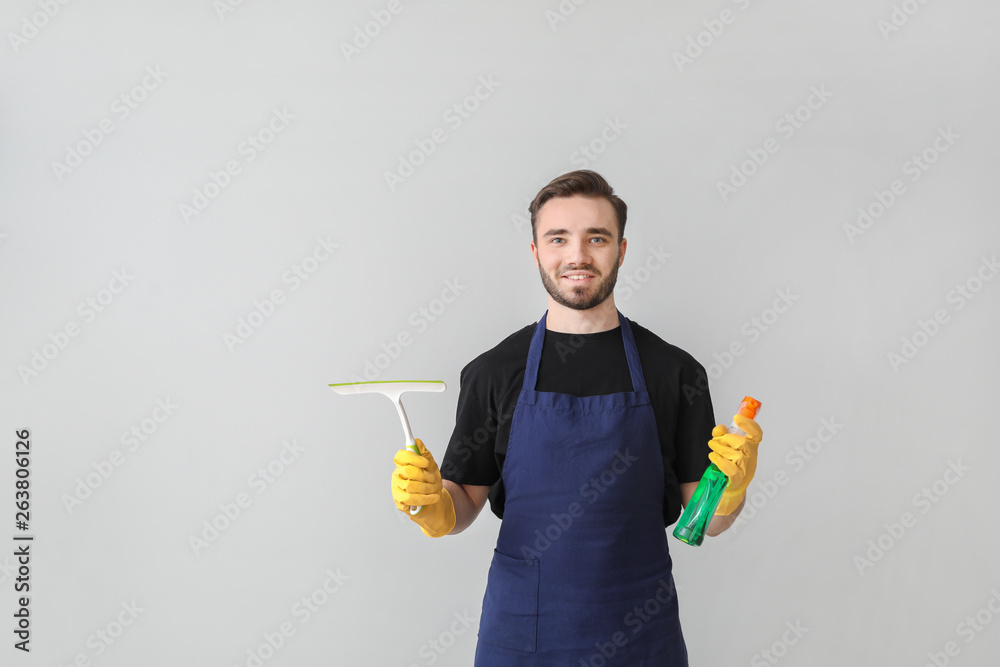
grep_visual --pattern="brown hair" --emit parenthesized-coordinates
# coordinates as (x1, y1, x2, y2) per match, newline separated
(528, 170, 627, 242)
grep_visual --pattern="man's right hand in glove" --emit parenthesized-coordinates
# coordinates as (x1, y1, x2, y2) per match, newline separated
(391, 438, 456, 538)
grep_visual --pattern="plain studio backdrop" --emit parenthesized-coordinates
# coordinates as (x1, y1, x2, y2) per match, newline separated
(2, 1, 999, 665)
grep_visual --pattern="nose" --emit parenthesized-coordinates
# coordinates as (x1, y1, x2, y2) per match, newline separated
(565, 238, 593, 267)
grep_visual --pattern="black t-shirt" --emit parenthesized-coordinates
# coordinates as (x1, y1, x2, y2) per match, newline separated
(440, 316, 716, 527)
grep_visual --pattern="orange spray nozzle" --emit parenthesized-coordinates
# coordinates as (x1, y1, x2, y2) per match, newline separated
(737, 396, 762, 419)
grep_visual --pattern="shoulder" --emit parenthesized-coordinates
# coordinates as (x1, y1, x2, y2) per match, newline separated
(626, 318, 706, 375)
(459, 322, 535, 385)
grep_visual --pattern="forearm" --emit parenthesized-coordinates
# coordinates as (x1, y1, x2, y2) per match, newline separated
(706, 494, 745, 537)
(443, 479, 485, 534)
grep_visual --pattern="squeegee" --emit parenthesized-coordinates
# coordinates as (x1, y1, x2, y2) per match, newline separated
(328, 380, 446, 515)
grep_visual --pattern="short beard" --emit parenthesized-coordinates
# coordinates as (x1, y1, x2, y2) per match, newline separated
(538, 254, 620, 311)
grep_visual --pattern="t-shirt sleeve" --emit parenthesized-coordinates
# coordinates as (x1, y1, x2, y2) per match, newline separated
(673, 358, 716, 483)
(439, 359, 501, 486)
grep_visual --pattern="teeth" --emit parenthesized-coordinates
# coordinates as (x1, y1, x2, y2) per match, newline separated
(565, 275, 591, 280)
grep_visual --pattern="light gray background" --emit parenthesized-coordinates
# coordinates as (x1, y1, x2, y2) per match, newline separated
(2, 1, 999, 665)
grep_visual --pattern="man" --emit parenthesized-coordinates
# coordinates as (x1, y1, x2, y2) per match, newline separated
(391, 170, 763, 665)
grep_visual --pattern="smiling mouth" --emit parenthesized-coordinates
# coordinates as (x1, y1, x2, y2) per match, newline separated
(562, 273, 596, 282)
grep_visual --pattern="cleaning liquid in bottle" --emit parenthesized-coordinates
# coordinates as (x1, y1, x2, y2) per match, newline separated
(673, 396, 762, 546)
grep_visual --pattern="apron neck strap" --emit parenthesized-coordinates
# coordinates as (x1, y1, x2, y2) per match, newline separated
(522, 309, 649, 394)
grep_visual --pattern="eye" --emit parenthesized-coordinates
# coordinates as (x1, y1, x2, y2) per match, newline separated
(550, 237, 565, 244)
(590, 237, 607, 243)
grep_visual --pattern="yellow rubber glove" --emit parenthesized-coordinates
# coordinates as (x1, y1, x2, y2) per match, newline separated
(391, 438, 456, 538)
(708, 413, 763, 515)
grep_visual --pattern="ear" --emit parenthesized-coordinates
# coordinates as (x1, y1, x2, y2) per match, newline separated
(530, 241, 539, 269)
(618, 237, 627, 266)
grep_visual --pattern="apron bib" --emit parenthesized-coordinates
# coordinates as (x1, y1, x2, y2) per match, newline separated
(474, 310, 688, 666)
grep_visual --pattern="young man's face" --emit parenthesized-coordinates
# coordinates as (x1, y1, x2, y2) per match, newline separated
(530, 195, 626, 311)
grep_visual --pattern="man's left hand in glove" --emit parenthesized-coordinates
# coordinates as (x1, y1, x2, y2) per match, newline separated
(707, 413, 763, 516)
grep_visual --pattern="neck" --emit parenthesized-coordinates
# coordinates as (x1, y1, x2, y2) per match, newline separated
(544, 296, 620, 333)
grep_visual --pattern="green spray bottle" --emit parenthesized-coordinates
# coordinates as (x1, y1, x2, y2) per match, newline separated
(673, 396, 762, 546)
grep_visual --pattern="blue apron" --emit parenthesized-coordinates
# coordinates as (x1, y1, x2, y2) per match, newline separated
(475, 310, 688, 666)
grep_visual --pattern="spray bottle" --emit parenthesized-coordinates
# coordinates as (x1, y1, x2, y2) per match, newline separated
(673, 396, 762, 546)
